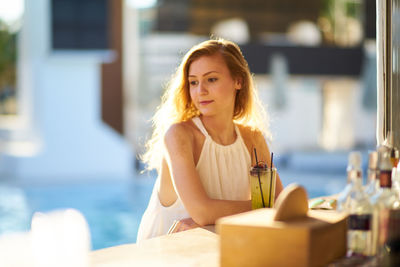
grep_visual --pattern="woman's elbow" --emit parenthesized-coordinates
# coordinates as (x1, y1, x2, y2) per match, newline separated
(191, 214, 211, 226)
(189, 202, 214, 226)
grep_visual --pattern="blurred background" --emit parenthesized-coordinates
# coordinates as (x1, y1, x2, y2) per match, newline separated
(0, 0, 377, 249)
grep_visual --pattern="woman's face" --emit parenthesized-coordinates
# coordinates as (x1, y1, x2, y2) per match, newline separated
(188, 53, 241, 118)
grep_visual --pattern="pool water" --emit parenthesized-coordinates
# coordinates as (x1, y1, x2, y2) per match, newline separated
(0, 169, 345, 250)
(0, 177, 156, 250)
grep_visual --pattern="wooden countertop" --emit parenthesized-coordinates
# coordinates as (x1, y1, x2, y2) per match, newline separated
(90, 196, 339, 267)
(90, 227, 218, 267)
(89, 197, 339, 267)
(89, 203, 379, 267)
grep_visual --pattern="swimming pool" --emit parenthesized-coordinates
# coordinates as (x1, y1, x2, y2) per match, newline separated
(0, 176, 156, 250)
(0, 169, 345, 250)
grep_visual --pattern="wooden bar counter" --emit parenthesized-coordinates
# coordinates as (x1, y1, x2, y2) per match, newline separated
(89, 213, 376, 267)
(90, 192, 340, 267)
(90, 227, 218, 267)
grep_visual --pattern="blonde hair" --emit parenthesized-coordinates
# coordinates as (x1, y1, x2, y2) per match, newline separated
(141, 38, 270, 171)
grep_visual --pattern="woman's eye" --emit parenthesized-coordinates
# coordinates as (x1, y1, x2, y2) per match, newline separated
(208, 77, 217, 82)
(189, 80, 198, 86)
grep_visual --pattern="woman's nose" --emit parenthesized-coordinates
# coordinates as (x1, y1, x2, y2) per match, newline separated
(199, 82, 208, 94)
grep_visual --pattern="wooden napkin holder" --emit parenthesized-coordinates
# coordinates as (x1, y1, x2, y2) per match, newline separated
(217, 184, 347, 267)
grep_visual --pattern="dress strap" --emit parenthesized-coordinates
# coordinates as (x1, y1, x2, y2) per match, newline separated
(191, 117, 209, 137)
(234, 124, 243, 141)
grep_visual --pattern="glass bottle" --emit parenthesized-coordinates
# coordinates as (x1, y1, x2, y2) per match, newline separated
(365, 151, 379, 198)
(346, 153, 373, 256)
(346, 179, 373, 256)
(392, 167, 400, 201)
(376, 166, 400, 266)
(370, 150, 399, 256)
(337, 151, 363, 212)
(336, 152, 372, 256)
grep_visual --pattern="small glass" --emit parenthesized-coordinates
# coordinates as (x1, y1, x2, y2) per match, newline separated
(250, 166, 276, 209)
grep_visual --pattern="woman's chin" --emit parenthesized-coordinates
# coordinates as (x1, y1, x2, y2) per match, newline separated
(198, 110, 216, 117)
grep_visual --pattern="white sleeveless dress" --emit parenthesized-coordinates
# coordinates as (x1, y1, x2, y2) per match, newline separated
(136, 117, 251, 242)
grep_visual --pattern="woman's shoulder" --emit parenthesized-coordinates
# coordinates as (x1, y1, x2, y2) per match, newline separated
(164, 120, 201, 144)
(237, 124, 270, 163)
(237, 124, 264, 141)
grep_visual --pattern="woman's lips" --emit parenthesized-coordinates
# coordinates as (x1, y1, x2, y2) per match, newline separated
(199, 100, 214, 105)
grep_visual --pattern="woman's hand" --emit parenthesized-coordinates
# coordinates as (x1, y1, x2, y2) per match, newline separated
(167, 218, 200, 234)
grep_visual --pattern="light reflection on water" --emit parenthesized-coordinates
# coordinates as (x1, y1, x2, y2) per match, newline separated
(0, 186, 31, 234)
(0, 177, 156, 250)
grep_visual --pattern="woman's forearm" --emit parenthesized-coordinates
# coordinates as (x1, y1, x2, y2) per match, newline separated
(190, 199, 251, 226)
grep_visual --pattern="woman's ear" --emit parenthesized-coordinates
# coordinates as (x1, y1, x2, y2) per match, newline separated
(235, 77, 242, 90)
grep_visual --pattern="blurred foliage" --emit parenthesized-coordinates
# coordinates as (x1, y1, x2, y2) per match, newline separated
(318, 0, 363, 46)
(0, 19, 17, 114)
(321, 0, 362, 19)
(0, 19, 16, 89)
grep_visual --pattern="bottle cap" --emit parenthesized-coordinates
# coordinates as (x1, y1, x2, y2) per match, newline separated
(348, 151, 362, 169)
(368, 151, 378, 169)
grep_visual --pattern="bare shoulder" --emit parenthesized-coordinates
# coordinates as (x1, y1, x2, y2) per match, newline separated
(237, 124, 264, 144)
(164, 120, 201, 149)
(165, 121, 193, 141)
(237, 124, 270, 163)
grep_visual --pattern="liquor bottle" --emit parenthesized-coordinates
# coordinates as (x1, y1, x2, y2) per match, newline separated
(377, 166, 400, 266)
(347, 182, 373, 256)
(337, 152, 363, 212)
(379, 207, 400, 266)
(370, 150, 399, 256)
(365, 151, 379, 198)
(336, 152, 372, 256)
(346, 154, 373, 256)
(392, 166, 400, 201)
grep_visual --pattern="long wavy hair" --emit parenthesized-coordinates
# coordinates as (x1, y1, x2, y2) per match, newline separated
(141, 38, 270, 171)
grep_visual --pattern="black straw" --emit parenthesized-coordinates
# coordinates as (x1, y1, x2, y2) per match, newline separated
(268, 152, 274, 207)
(254, 148, 265, 208)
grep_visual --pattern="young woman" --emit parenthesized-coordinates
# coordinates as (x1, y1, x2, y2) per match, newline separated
(137, 38, 283, 241)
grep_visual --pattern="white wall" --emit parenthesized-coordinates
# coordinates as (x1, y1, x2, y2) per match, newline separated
(0, 0, 133, 181)
(256, 75, 376, 154)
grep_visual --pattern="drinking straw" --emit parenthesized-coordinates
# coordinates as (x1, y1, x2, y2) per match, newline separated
(254, 148, 266, 208)
(268, 152, 274, 207)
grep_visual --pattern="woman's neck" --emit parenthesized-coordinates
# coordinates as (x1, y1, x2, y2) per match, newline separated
(200, 115, 236, 145)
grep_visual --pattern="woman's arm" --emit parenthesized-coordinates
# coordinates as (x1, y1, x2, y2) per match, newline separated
(163, 124, 251, 226)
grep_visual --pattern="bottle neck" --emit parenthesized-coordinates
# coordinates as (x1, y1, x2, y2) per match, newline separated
(367, 168, 378, 182)
(348, 169, 362, 184)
